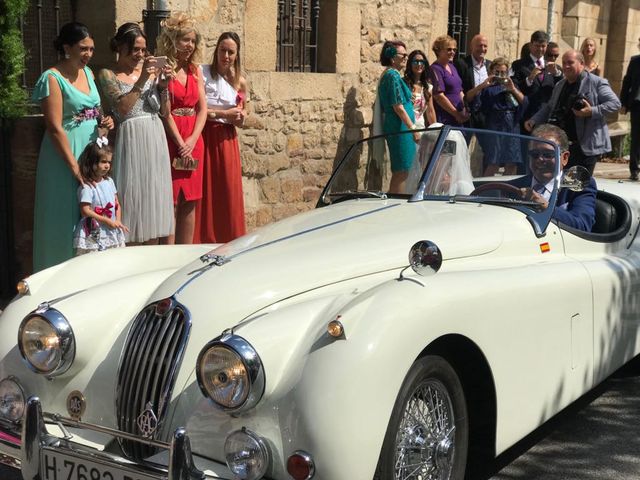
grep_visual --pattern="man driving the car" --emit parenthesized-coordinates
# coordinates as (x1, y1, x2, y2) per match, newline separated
(515, 123, 597, 232)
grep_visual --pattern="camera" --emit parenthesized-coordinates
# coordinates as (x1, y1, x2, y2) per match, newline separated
(492, 76, 509, 85)
(573, 95, 587, 110)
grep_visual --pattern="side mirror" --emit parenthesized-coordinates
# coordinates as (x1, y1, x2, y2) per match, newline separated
(560, 166, 590, 192)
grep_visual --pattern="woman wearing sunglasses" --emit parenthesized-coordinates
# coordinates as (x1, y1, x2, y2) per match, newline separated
(374, 40, 418, 193)
(404, 50, 437, 128)
(430, 35, 469, 126)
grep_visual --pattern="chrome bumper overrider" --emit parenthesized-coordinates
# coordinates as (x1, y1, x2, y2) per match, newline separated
(1, 396, 225, 480)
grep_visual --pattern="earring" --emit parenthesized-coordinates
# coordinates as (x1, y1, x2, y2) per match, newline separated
(64, 53, 70, 59)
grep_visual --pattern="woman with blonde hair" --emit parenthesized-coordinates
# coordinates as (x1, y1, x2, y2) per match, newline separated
(580, 37, 601, 76)
(156, 12, 207, 244)
(193, 31, 248, 243)
(430, 35, 468, 126)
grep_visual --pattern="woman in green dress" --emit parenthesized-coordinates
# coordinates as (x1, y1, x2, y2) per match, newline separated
(31, 22, 113, 272)
(377, 40, 419, 193)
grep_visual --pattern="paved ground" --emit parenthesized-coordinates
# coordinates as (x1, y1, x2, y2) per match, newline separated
(593, 160, 634, 181)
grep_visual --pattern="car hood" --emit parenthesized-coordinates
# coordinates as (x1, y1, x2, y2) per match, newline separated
(152, 199, 508, 326)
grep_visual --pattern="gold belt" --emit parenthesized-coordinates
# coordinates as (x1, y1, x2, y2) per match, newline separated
(172, 108, 196, 116)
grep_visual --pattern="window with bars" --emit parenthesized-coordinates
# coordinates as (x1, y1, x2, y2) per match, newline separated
(21, 0, 75, 94)
(276, 0, 320, 72)
(448, 0, 469, 57)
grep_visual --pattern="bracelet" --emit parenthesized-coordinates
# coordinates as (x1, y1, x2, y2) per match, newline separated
(410, 124, 417, 130)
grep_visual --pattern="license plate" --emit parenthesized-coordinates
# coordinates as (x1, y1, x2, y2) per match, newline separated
(41, 448, 160, 480)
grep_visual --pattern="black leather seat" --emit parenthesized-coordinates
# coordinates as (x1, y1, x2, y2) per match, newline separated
(592, 197, 618, 234)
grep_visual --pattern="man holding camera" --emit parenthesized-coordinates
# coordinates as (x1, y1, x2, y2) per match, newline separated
(525, 49, 620, 176)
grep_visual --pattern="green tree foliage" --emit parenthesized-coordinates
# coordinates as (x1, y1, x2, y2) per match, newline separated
(0, 0, 29, 121)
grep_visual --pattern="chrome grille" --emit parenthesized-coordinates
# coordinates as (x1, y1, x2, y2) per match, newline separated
(116, 299, 190, 459)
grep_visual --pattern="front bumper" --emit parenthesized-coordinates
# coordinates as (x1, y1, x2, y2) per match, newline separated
(1, 396, 230, 480)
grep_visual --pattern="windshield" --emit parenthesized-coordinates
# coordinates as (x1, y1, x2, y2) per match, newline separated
(320, 126, 562, 223)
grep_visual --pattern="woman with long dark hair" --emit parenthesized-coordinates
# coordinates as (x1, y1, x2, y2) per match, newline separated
(31, 22, 113, 271)
(404, 50, 436, 128)
(193, 31, 247, 243)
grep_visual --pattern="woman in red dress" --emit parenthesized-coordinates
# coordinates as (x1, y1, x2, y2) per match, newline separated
(194, 32, 248, 244)
(156, 12, 207, 244)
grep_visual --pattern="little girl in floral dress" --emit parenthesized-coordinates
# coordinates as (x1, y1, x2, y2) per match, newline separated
(73, 138, 128, 255)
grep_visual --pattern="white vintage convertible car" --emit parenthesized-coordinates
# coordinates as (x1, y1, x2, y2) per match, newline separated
(0, 126, 639, 480)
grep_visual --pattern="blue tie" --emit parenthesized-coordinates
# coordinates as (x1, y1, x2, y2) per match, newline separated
(533, 183, 546, 195)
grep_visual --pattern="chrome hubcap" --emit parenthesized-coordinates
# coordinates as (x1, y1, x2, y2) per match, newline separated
(393, 379, 455, 480)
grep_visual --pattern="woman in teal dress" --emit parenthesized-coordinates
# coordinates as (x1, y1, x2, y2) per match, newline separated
(31, 22, 112, 272)
(376, 40, 419, 193)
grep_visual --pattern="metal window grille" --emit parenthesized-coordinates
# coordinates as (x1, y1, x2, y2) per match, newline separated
(277, 0, 320, 72)
(448, 0, 469, 57)
(20, 0, 75, 95)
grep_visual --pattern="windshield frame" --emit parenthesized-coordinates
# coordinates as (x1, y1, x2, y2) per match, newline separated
(319, 125, 563, 237)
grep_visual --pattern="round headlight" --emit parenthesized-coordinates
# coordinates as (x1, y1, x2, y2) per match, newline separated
(0, 377, 25, 423)
(197, 335, 265, 412)
(224, 428, 269, 480)
(18, 309, 75, 376)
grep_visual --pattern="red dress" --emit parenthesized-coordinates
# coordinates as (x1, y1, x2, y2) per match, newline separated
(193, 71, 246, 243)
(167, 69, 204, 203)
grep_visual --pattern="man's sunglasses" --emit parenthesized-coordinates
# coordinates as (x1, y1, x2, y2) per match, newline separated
(528, 150, 556, 160)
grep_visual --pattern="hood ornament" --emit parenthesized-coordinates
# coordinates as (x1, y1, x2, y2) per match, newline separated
(137, 402, 158, 438)
(199, 253, 230, 266)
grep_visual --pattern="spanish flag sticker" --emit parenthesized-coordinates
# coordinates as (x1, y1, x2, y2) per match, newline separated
(540, 242, 551, 253)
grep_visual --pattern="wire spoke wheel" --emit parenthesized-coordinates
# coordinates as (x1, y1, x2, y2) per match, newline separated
(393, 379, 455, 480)
(376, 356, 468, 480)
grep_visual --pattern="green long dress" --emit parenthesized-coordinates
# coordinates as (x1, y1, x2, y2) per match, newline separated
(31, 67, 100, 272)
(378, 68, 416, 172)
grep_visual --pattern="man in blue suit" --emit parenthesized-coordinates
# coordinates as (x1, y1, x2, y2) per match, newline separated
(514, 124, 596, 232)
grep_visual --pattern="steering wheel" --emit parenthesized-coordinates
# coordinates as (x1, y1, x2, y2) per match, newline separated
(470, 182, 524, 199)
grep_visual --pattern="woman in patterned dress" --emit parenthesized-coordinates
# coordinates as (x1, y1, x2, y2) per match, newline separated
(97, 22, 174, 245)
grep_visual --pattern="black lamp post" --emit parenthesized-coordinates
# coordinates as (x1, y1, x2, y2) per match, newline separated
(142, 0, 170, 54)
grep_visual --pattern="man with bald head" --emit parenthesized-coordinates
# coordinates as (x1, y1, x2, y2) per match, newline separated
(454, 34, 491, 130)
(525, 49, 620, 175)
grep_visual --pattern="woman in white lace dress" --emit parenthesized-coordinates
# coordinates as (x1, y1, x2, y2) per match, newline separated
(97, 22, 174, 244)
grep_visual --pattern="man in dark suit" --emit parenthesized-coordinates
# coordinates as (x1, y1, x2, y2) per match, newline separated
(620, 37, 640, 181)
(454, 34, 491, 130)
(510, 30, 550, 127)
(513, 124, 596, 232)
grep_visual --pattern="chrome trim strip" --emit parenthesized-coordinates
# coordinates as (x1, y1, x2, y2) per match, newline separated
(17, 308, 76, 377)
(196, 335, 265, 413)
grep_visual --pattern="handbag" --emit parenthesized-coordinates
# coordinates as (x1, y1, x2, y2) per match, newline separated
(172, 156, 199, 171)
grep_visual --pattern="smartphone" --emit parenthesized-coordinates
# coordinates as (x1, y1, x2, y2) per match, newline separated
(151, 56, 168, 70)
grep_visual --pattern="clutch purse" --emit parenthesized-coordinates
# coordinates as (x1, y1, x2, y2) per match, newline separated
(172, 156, 199, 171)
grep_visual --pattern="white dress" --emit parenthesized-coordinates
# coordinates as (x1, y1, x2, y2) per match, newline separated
(111, 78, 174, 242)
(73, 178, 126, 254)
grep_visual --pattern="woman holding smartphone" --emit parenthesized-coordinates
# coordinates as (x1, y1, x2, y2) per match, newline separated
(97, 22, 174, 245)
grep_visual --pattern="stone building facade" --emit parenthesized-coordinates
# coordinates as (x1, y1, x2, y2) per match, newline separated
(7, 0, 640, 278)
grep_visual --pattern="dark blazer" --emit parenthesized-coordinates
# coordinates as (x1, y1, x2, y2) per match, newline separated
(454, 54, 491, 94)
(511, 55, 560, 121)
(511, 175, 597, 232)
(454, 54, 491, 128)
(621, 54, 640, 110)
